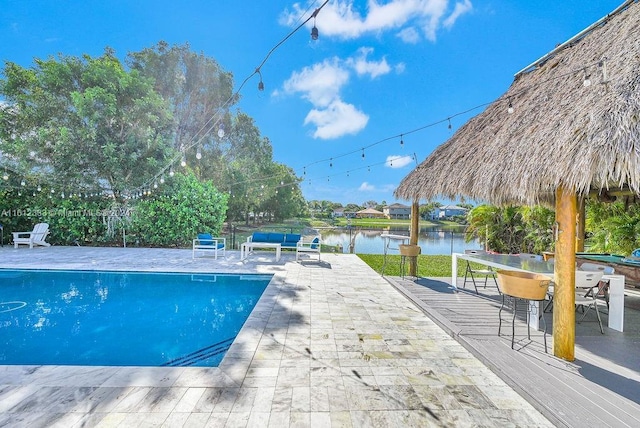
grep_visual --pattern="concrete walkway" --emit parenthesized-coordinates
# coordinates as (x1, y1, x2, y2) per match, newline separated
(0, 247, 552, 427)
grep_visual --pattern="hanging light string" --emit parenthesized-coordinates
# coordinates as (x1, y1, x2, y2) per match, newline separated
(314, 154, 417, 183)
(128, 0, 331, 197)
(0, 45, 613, 199)
(298, 56, 611, 176)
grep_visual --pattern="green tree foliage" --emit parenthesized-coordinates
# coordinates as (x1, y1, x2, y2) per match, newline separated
(0, 186, 117, 246)
(585, 198, 640, 255)
(1, 42, 307, 246)
(0, 49, 175, 199)
(127, 41, 236, 158)
(420, 201, 442, 219)
(257, 163, 307, 221)
(131, 172, 228, 247)
(466, 204, 555, 254)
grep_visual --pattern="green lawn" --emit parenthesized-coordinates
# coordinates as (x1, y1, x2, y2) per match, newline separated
(357, 254, 489, 278)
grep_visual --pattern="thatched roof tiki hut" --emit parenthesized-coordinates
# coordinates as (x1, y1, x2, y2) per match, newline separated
(395, 0, 640, 361)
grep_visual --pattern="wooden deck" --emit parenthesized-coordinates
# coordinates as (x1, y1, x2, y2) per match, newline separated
(386, 276, 640, 428)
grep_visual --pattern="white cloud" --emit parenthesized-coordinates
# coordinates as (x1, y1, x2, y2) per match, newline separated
(281, 0, 471, 43)
(283, 48, 401, 139)
(443, 0, 473, 29)
(347, 47, 391, 79)
(386, 155, 414, 168)
(397, 27, 420, 43)
(359, 182, 376, 191)
(358, 182, 397, 193)
(283, 58, 349, 107)
(304, 100, 369, 139)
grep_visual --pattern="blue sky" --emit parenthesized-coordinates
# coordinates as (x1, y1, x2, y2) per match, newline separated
(0, 0, 624, 205)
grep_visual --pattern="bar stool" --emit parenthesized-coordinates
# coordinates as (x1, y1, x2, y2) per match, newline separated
(399, 244, 421, 279)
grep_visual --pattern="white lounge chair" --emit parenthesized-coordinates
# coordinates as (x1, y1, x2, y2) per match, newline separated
(13, 222, 51, 248)
(296, 236, 321, 261)
(193, 233, 226, 260)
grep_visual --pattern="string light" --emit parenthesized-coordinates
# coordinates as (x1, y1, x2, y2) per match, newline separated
(2, 41, 610, 202)
(599, 57, 609, 83)
(583, 67, 592, 87)
(257, 69, 265, 91)
(180, 155, 187, 167)
(311, 15, 319, 40)
(196, 147, 202, 160)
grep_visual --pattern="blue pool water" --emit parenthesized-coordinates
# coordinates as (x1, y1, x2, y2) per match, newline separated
(0, 269, 271, 367)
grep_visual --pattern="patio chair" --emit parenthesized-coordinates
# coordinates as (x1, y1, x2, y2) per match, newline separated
(192, 233, 226, 260)
(12, 222, 51, 248)
(579, 262, 613, 310)
(574, 270, 605, 334)
(296, 236, 321, 261)
(462, 249, 499, 294)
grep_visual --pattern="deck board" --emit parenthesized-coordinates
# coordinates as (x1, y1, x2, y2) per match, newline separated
(387, 276, 640, 428)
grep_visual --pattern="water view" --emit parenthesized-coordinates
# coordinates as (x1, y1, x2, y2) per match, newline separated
(319, 226, 482, 255)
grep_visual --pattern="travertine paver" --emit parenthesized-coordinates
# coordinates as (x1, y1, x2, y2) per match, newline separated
(0, 247, 553, 427)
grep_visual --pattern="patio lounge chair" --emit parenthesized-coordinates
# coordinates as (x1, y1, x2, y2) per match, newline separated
(193, 233, 226, 260)
(296, 236, 321, 261)
(12, 222, 51, 248)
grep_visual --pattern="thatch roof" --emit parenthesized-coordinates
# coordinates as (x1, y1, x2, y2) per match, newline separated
(395, 0, 640, 205)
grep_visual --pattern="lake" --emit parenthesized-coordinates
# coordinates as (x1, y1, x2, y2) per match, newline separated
(319, 226, 483, 255)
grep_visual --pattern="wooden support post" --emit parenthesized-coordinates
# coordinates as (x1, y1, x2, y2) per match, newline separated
(576, 196, 586, 252)
(554, 186, 577, 361)
(409, 200, 420, 277)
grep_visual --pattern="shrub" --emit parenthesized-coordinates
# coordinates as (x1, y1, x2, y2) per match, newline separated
(131, 172, 228, 247)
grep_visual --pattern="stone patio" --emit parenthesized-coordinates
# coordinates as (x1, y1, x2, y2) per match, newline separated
(0, 247, 552, 427)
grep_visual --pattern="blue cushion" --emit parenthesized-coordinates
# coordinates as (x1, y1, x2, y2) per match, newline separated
(252, 232, 269, 242)
(197, 233, 213, 245)
(284, 234, 301, 243)
(310, 237, 320, 249)
(268, 232, 285, 243)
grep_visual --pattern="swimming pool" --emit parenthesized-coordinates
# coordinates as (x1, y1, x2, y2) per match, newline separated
(0, 269, 271, 367)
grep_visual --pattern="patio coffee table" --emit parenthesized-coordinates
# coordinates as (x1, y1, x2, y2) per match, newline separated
(241, 242, 281, 262)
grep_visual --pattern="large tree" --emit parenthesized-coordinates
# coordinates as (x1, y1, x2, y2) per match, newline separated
(0, 49, 174, 199)
(127, 41, 236, 159)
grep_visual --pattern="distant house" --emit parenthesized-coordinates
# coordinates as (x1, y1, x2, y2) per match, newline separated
(355, 208, 386, 219)
(383, 203, 411, 220)
(435, 204, 468, 219)
(332, 208, 345, 218)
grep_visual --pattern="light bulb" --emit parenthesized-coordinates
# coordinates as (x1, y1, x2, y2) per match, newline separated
(196, 150, 202, 160)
